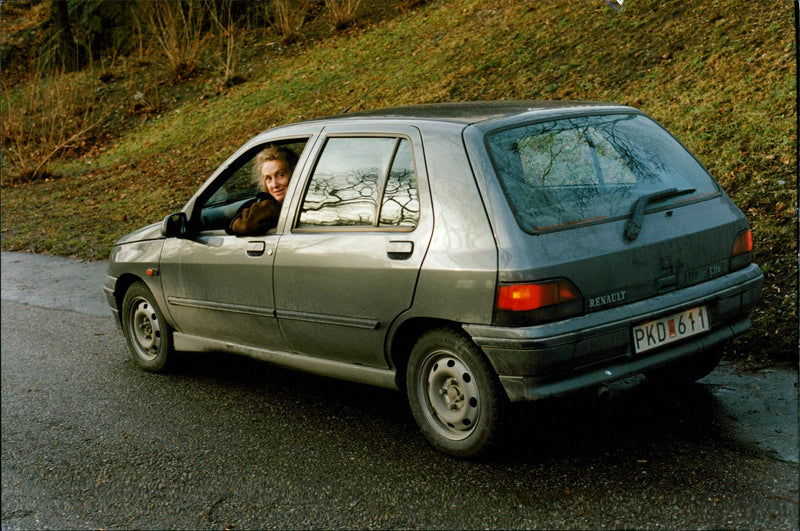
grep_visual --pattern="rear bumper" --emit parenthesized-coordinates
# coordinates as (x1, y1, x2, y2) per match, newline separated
(463, 264, 763, 401)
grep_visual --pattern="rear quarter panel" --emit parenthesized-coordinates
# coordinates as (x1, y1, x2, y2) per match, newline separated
(405, 124, 498, 325)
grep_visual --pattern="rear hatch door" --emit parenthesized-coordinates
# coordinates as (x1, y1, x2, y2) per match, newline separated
(465, 110, 750, 313)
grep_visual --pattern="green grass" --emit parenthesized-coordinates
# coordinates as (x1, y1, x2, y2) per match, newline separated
(1, 0, 796, 365)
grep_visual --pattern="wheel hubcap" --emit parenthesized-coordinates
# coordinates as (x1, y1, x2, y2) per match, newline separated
(130, 298, 161, 359)
(424, 353, 480, 440)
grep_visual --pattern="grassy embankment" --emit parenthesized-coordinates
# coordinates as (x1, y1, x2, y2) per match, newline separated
(1, 0, 796, 365)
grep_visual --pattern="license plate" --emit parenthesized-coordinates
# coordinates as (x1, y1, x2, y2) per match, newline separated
(632, 306, 710, 354)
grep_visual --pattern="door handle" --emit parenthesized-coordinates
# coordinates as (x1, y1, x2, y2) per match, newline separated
(246, 241, 266, 257)
(387, 240, 413, 259)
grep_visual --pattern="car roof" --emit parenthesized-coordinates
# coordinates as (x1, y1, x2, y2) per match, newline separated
(257, 100, 640, 142)
(317, 100, 635, 126)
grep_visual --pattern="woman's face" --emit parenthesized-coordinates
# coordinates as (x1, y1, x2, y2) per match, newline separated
(261, 159, 291, 203)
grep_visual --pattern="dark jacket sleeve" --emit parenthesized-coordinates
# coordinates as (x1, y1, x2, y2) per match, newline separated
(226, 196, 281, 236)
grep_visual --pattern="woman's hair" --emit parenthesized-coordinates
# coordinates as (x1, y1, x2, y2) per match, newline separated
(253, 145, 299, 190)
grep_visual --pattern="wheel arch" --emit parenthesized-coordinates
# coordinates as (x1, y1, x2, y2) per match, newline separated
(113, 274, 146, 314)
(387, 317, 481, 393)
(113, 273, 173, 331)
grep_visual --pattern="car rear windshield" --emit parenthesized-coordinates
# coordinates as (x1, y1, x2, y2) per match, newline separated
(485, 113, 719, 233)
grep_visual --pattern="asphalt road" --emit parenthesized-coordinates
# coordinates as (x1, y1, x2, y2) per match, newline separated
(2, 251, 798, 529)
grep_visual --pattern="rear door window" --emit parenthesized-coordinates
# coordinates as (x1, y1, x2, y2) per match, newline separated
(297, 136, 420, 230)
(486, 113, 719, 233)
(379, 138, 419, 228)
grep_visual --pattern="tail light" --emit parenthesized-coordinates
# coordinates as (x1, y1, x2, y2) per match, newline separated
(494, 279, 583, 326)
(730, 229, 753, 271)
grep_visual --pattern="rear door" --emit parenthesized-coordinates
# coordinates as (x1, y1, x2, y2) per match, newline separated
(273, 126, 433, 368)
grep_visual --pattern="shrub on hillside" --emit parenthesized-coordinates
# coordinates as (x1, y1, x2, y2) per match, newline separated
(0, 68, 103, 185)
(265, 0, 311, 45)
(326, 0, 362, 31)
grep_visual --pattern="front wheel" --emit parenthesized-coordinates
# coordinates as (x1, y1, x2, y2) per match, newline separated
(406, 328, 506, 458)
(121, 281, 174, 372)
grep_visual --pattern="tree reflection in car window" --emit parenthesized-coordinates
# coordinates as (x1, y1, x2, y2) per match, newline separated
(487, 114, 718, 233)
(299, 137, 419, 229)
(380, 139, 419, 228)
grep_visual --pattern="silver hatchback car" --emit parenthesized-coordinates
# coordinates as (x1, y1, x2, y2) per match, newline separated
(105, 101, 762, 457)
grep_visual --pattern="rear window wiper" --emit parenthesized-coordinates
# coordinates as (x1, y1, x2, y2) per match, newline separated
(624, 187, 696, 241)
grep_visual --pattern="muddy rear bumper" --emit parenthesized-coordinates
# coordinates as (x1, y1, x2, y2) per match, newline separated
(464, 264, 763, 401)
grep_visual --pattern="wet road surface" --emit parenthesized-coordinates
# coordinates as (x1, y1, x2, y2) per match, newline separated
(2, 251, 798, 529)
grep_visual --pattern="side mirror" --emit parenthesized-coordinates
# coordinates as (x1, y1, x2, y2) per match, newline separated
(161, 212, 187, 238)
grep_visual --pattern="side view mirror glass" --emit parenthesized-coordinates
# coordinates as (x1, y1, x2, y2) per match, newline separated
(161, 212, 187, 238)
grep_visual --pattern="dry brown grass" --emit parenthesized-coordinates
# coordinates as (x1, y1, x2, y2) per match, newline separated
(0, 66, 105, 185)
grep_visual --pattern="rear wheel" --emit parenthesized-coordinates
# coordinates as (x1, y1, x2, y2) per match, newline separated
(406, 328, 506, 458)
(122, 281, 174, 372)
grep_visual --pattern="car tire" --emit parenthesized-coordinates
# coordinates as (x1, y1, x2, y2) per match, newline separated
(406, 328, 506, 458)
(647, 345, 725, 385)
(122, 281, 174, 372)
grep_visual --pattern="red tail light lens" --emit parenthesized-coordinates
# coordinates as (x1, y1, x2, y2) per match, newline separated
(730, 229, 753, 271)
(497, 281, 579, 311)
(732, 229, 753, 257)
(495, 279, 583, 326)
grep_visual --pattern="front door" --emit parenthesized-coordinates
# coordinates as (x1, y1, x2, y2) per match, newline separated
(158, 137, 313, 351)
(159, 233, 284, 349)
